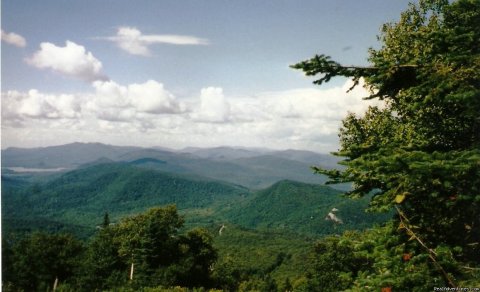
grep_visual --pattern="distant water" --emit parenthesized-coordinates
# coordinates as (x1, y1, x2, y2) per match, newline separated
(5, 167, 68, 173)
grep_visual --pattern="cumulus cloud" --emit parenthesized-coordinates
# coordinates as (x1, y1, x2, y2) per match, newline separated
(129, 80, 182, 114)
(2, 90, 81, 124)
(103, 26, 209, 56)
(1, 29, 26, 47)
(189, 78, 379, 124)
(192, 87, 231, 123)
(2, 79, 183, 130)
(258, 78, 378, 121)
(89, 79, 184, 121)
(26, 41, 107, 82)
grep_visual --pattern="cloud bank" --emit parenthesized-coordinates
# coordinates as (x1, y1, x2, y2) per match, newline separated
(1, 29, 26, 47)
(2, 90, 81, 126)
(2, 78, 381, 152)
(26, 41, 108, 82)
(103, 26, 209, 56)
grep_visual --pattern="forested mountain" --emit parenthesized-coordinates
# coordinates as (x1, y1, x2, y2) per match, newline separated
(2, 162, 388, 290)
(223, 180, 390, 236)
(2, 162, 249, 237)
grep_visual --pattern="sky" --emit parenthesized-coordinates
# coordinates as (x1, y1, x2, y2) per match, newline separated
(2, 0, 413, 152)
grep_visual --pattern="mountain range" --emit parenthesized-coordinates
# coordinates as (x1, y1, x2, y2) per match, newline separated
(2, 142, 388, 239)
(2, 142, 340, 189)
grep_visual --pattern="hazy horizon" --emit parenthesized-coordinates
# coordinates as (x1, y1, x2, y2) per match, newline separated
(1, 140, 331, 154)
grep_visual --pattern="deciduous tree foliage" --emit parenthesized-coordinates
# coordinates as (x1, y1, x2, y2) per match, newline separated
(292, 0, 480, 285)
(7, 233, 84, 291)
(3, 206, 218, 291)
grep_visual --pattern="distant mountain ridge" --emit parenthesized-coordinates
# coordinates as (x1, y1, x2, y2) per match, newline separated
(2, 142, 341, 189)
(2, 142, 142, 169)
(181, 146, 270, 160)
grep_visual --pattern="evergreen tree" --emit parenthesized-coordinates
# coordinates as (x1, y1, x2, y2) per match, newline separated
(292, 0, 480, 287)
(176, 228, 218, 288)
(80, 227, 127, 290)
(102, 212, 110, 228)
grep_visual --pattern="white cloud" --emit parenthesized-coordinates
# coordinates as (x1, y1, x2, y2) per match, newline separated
(192, 87, 231, 123)
(1, 29, 26, 47)
(1, 90, 81, 129)
(129, 80, 182, 114)
(188, 78, 379, 124)
(26, 41, 107, 82)
(91, 80, 130, 109)
(103, 26, 209, 56)
(258, 78, 377, 121)
(89, 79, 184, 121)
(2, 79, 183, 129)
(181, 78, 382, 150)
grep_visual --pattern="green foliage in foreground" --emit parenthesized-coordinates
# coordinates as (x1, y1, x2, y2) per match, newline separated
(3, 205, 480, 291)
(305, 223, 480, 291)
(2, 205, 316, 292)
(3, 206, 217, 291)
(292, 0, 480, 288)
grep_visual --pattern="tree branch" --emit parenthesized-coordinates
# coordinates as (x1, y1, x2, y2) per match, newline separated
(395, 206, 457, 288)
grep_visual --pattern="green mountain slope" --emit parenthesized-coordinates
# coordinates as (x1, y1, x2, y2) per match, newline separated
(223, 180, 390, 236)
(3, 163, 249, 235)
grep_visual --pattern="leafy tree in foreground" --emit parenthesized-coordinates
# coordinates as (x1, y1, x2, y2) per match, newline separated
(292, 0, 479, 287)
(80, 226, 127, 290)
(6, 232, 84, 291)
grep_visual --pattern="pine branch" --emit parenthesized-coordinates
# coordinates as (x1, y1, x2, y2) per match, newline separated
(395, 206, 457, 288)
(291, 54, 419, 92)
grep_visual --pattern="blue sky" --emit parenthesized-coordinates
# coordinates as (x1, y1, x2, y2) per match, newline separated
(2, 0, 413, 152)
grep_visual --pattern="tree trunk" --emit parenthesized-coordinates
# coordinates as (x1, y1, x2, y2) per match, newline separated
(53, 277, 59, 291)
(129, 262, 134, 280)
